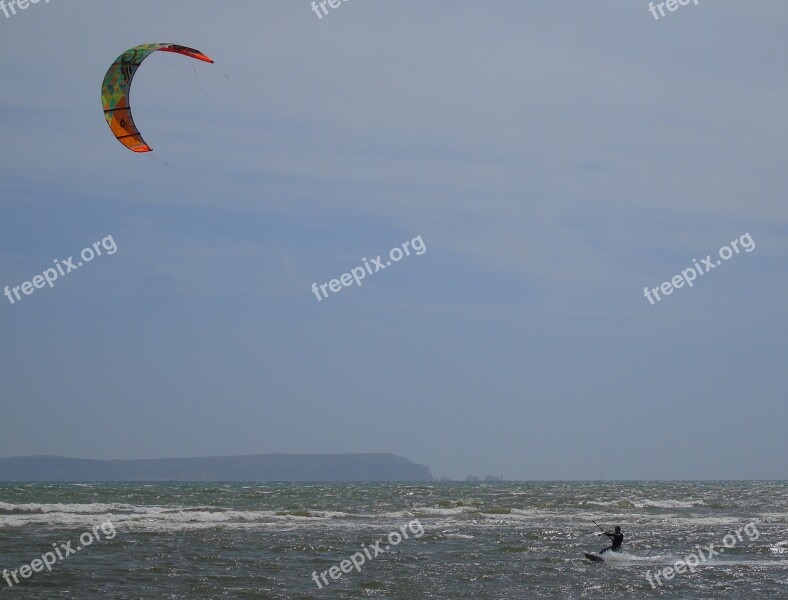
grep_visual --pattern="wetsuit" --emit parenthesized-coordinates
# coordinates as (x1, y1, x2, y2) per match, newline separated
(600, 532, 623, 554)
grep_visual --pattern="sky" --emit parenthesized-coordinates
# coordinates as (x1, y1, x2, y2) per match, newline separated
(0, 0, 785, 480)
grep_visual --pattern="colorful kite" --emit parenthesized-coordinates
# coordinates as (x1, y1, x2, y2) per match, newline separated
(101, 43, 214, 153)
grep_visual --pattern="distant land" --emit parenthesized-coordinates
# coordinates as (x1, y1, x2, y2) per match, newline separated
(0, 453, 433, 482)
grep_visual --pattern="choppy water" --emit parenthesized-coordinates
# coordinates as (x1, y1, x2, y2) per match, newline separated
(0, 481, 786, 598)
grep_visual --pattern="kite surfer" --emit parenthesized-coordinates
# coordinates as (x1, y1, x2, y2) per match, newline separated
(599, 525, 624, 554)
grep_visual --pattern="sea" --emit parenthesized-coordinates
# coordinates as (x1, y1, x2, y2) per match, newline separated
(0, 481, 786, 599)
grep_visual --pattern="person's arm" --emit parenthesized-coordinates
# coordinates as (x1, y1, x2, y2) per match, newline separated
(603, 531, 614, 538)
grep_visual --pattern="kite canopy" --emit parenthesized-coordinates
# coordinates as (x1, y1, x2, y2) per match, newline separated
(101, 43, 214, 153)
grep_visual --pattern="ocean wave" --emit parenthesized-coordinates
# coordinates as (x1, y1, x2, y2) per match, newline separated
(0, 498, 774, 535)
(770, 541, 788, 555)
(409, 506, 479, 518)
(0, 501, 146, 514)
(443, 532, 475, 540)
(586, 498, 706, 510)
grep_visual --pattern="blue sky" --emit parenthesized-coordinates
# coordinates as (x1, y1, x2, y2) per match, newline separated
(0, 1, 785, 479)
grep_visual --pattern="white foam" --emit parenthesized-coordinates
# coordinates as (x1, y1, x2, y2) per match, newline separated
(587, 498, 705, 509)
(0, 501, 144, 514)
(601, 551, 648, 563)
(770, 541, 788, 554)
(443, 532, 475, 539)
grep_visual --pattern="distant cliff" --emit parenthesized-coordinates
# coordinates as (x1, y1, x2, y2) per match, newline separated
(0, 453, 433, 482)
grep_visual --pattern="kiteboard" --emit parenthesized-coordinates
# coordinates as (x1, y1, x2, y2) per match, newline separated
(584, 552, 605, 562)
